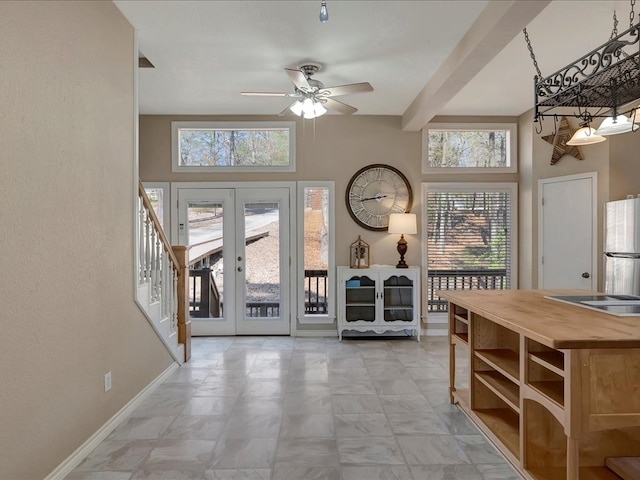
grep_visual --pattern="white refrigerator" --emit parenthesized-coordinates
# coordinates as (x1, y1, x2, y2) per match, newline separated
(604, 197, 640, 295)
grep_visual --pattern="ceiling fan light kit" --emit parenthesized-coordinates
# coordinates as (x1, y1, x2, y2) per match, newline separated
(241, 61, 373, 119)
(525, 0, 640, 143)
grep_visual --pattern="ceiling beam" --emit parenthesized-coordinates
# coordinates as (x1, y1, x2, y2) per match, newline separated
(401, 0, 550, 131)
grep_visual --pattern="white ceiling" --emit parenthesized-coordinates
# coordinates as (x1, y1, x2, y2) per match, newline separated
(114, 0, 635, 130)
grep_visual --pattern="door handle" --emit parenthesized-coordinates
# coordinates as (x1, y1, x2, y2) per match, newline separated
(582, 272, 590, 278)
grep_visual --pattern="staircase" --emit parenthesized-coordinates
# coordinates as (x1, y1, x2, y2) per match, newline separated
(606, 457, 640, 479)
(136, 181, 190, 364)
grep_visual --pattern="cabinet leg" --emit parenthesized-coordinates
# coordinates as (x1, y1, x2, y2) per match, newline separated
(449, 342, 456, 404)
(567, 437, 579, 480)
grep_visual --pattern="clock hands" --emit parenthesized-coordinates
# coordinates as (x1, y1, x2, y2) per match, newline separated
(360, 193, 388, 202)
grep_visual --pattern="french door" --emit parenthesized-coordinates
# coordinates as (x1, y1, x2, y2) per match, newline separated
(176, 186, 291, 335)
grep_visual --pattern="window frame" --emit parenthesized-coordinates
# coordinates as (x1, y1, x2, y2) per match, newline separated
(421, 182, 518, 319)
(171, 121, 296, 173)
(422, 122, 517, 174)
(296, 181, 335, 325)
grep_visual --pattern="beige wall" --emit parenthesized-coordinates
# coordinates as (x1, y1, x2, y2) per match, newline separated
(0, 2, 173, 478)
(609, 128, 640, 201)
(143, 111, 637, 296)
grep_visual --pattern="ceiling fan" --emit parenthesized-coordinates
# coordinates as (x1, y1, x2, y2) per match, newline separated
(241, 63, 374, 117)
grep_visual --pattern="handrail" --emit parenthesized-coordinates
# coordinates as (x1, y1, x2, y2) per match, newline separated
(138, 180, 179, 269)
(137, 180, 190, 364)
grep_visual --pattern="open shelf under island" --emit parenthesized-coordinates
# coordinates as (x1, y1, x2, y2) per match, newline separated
(441, 289, 640, 480)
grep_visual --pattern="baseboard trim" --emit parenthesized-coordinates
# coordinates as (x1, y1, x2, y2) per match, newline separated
(295, 329, 338, 337)
(44, 362, 179, 480)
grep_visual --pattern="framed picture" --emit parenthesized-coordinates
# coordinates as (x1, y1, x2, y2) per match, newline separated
(350, 236, 370, 268)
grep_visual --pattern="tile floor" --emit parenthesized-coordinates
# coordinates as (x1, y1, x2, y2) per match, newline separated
(67, 335, 522, 479)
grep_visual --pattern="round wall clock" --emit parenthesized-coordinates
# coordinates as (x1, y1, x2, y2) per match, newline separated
(345, 164, 413, 231)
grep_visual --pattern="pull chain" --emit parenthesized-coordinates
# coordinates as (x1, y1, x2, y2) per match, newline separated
(523, 28, 543, 80)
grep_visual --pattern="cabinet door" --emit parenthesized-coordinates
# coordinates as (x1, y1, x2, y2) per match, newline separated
(343, 273, 377, 323)
(381, 270, 416, 324)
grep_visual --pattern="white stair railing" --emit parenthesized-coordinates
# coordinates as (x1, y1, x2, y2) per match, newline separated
(137, 181, 189, 363)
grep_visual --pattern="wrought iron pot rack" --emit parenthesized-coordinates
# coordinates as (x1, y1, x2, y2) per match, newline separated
(532, 19, 640, 131)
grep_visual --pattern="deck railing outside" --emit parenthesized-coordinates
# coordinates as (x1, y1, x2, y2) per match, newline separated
(188, 268, 329, 318)
(427, 268, 507, 312)
(304, 269, 328, 314)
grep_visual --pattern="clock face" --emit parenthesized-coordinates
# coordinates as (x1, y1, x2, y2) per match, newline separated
(346, 164, 413, 231)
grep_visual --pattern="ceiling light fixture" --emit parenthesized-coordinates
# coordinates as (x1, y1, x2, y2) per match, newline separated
(289, 94, 327, 119)
(595, 114, 640, 135)
(319, 0, 329, 23)
(566, 126, 607, 146)
(524, 1, 640, 141)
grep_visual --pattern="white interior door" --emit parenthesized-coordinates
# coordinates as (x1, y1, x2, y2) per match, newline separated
(177, 186, 290, 336)
(538, 173, 597, 290)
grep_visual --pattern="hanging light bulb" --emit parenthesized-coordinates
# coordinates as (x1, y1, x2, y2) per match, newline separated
(289, 100, 304, 117)
(319, 0, 328, 23)
(313, 101, 327, 117)
(566, 126, 607, 145)
(595, 114, 639, 136)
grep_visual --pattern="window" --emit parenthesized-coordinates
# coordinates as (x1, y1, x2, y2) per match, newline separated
(297, 182, 335, 325)
(423, 183, 517, 315)
(422, 123, 517, 173)
(143, 182, 170, 230)
(171, 121, 296, 173)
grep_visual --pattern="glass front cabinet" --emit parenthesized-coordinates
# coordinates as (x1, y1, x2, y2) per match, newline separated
(337, 266, 421, 340)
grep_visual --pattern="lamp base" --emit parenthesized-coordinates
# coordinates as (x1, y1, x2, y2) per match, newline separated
(396, 234, 409, 268)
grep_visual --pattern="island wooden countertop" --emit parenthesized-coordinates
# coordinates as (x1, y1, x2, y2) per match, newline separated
(438, 289, 640, 349)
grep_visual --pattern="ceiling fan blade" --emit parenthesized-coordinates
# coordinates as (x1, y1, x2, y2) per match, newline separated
(241, 91, 288, 97)
(279, 104, 295, 116)
(320, 82, 374, 97)
(285, 68, 311, 91)
(324, 97, 358, 115)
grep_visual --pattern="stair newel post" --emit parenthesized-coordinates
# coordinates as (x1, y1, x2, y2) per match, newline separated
(172, 245, 191, 363)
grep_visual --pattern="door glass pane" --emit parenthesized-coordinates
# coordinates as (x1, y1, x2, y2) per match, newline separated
(303, 187, 329, 315)
(187, 202, 224, 320)
(244, 202, 280, 318)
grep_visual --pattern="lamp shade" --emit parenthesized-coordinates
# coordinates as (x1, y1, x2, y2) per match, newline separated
(289, 100, 304, 116)
(566, 126, 607, 145)
(595, 115, 639, 136)
(388, 213, 417, 234)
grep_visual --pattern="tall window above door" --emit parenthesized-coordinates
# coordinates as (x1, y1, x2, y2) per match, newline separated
(171, 121, 296, 173)
(423, 183, 518, 314)
(422, 123, 517, 173)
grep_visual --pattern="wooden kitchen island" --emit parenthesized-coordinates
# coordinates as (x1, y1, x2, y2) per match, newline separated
(441, 289, 640, 480)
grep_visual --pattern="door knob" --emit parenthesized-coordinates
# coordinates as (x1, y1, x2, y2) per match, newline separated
(237, 256, 242, 261)
(237, 266, 243, 272)
(582, 272, 590, 278)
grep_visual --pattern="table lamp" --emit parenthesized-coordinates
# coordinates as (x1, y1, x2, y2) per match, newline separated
(388, 213, 417, 268)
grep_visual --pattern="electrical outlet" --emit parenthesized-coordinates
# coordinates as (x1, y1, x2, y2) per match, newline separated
(104, 371, 112, 392)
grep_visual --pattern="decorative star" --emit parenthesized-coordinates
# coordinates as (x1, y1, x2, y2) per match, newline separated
(542, 116, 584, 165)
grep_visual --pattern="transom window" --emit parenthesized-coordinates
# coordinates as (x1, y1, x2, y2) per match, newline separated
(422, 123, 517, 173)
(171, 121, 296, 173)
